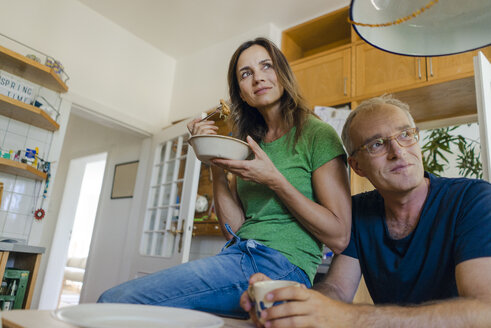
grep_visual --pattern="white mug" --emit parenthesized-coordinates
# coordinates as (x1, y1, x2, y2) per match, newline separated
(248, 280, 301, 323)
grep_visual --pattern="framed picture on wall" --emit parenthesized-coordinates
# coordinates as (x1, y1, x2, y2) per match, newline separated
(111, 161, 139, 199)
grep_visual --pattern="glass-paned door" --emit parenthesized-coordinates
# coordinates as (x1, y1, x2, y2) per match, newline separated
(130, 119, 201, 277)
(141, 135, 188, 257)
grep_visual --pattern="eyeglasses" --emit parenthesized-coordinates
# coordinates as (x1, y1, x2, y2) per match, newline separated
(352, 127, 420, 156)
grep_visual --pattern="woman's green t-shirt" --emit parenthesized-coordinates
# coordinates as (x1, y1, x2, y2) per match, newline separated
(236, 115, 346, 283)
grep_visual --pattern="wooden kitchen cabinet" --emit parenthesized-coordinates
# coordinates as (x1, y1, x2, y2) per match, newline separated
(0, 248, 43, 310)
(390, 48, 491, 126)
(282, 6, 490, 127)
(354, 43, 427, 97)
(282, 6, 351, 62)
(426, 46, 491, 83)
(355, 43, 491, 99)
(292, 47, 351, 107)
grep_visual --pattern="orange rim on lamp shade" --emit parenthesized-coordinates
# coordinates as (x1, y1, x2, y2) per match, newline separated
(349, 0, 491, 57)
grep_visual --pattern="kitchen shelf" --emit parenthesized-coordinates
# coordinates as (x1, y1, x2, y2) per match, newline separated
(0, 158, 47, 181)
(192, 219, 222, 237)
(0, 45, 68, 93)
(0, 94, 59, 131)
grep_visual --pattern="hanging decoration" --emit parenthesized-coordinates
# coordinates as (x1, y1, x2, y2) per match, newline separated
(34, 208, 45, 220)
(33, 160, 52, 221)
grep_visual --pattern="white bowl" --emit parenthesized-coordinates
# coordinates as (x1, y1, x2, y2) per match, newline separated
(188, 135, 252, 165)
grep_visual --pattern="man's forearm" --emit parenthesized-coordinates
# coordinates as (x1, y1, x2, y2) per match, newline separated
(350, 298, 491, 328)
(313, 280, 352, 302)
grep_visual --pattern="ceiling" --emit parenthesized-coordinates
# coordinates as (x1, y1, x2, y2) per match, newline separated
(77, 0, 349, 58)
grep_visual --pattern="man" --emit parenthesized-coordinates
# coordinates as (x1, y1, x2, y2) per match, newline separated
(240, 95, 491, 327)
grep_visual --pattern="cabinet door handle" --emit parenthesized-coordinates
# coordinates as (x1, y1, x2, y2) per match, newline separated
(418, 58, 422, 79)
(429, 58, 433, 77)
(343, 77, 347, 96)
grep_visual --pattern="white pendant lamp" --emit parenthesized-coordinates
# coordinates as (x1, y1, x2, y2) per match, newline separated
(349, 0, 491, 56)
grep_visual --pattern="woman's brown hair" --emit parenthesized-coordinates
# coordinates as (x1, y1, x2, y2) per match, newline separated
(227, 37, 312, 144)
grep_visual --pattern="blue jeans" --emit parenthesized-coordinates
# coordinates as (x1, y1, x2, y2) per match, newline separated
(98, 225, 311, 318)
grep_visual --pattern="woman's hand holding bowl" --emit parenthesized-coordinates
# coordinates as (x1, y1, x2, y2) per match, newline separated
(212, 136, 282, 188)
(187, 117, 219, 136)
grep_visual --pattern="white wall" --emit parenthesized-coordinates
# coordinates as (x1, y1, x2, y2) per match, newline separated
(32, 112, 146, 308)
(0, 0, 175, 134)
(169, 23, 282, 123)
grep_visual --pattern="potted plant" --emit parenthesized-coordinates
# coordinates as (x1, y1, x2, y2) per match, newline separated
(421, 125, 482, 179)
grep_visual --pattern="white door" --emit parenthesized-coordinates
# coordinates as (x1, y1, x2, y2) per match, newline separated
(129, 119, 201, 277)
(475, 51, 491, 182)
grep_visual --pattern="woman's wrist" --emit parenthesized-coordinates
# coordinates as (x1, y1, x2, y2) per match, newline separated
(267, 170, 288, 192)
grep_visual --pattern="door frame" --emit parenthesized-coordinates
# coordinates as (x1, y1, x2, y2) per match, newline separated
(475, 51, 491, 181)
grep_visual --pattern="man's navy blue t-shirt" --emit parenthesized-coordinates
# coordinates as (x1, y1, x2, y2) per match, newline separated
(342, 172, 491, 304)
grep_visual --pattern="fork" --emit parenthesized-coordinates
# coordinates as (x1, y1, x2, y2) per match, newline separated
(200, 104, 224, 122)
(200, 99, 230, 122)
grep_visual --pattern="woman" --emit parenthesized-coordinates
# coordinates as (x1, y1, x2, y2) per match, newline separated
(98, 37, 351, 318)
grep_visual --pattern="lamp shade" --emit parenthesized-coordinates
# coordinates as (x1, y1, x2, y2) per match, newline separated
(350, 0, 491, 56)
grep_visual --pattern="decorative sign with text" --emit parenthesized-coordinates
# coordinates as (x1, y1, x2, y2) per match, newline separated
(0, 70, 36, 104)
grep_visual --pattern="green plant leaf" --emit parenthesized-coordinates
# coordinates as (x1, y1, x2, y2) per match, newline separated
(421, 125, 482, 178)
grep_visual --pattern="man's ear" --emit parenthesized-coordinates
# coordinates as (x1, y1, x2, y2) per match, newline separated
(348, 156, 366, 178)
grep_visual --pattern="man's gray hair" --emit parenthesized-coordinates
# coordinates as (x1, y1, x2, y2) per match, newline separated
(341, 94, 416, 156)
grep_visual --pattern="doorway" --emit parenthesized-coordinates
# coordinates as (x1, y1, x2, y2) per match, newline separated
(38, 152, 107, 310)
(58, 155, 107, 307)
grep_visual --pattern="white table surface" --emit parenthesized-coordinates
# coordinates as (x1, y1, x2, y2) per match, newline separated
(0, 309, 255, 328)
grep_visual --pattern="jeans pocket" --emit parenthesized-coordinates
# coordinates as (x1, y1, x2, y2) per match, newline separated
(221, 238, 234, 252)
(242, 242, 300, 281)
(221, 223, 241, 251)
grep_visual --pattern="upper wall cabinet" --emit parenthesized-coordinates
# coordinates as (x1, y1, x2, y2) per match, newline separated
(292, 47, 351, 107)
(282, 7, 352, 108)
(427, 47, 491, 83)
(282, 7, 351, 63)
(282, 6, 491, 126)
(355, 43, 426, 97)
(354, 43, 491, 124)
(355, 43, 491, 99)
